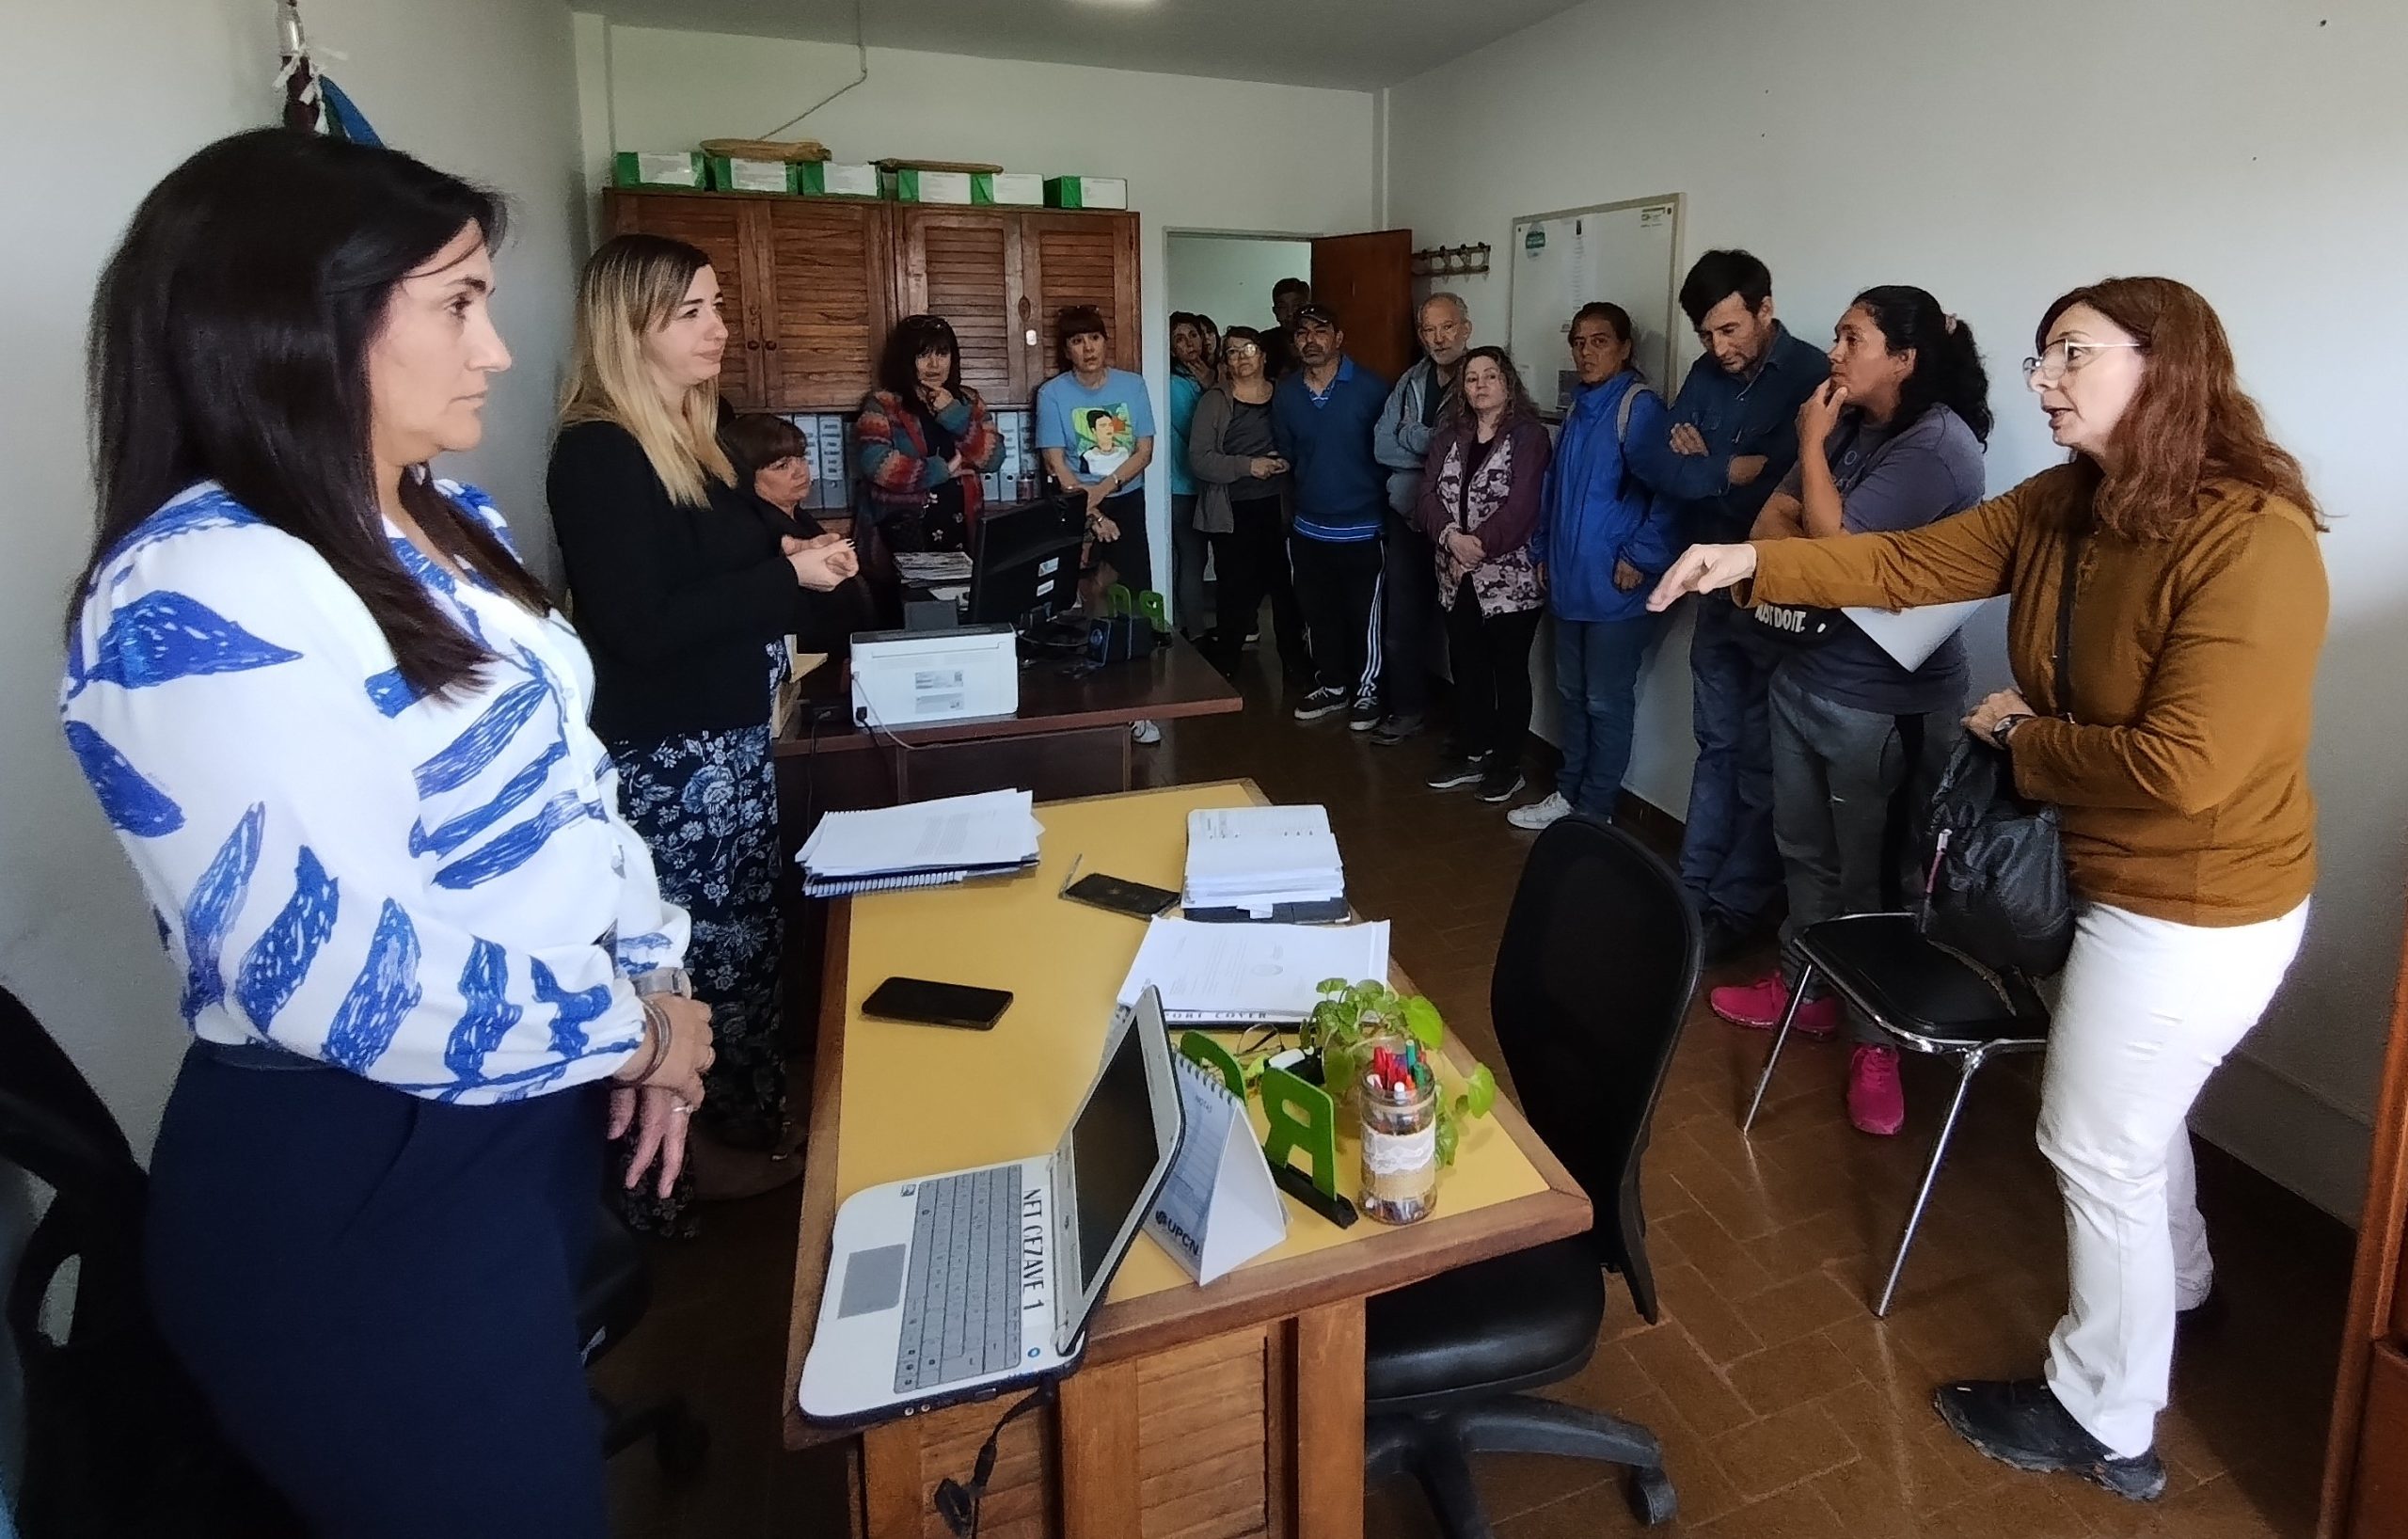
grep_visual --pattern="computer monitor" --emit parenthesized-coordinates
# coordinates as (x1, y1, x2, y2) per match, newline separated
(967, 494, 1088, 630)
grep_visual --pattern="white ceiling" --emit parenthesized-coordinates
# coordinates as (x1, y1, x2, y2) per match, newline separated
(594, 0, 1595, 91)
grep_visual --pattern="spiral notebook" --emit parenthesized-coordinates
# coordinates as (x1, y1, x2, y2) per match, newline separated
(1147, 1052, 1287, 1285)
(796, 789, 1041, 897)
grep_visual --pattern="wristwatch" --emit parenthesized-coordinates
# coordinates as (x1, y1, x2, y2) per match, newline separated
(631, 968, 693, 999)
(1991, 713, 2035, 749)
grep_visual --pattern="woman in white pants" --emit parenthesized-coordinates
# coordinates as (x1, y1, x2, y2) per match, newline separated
(1651, 276, 2325, 1502)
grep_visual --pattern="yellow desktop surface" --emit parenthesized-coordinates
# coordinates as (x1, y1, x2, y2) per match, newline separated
(832, 781, 1553, 1306)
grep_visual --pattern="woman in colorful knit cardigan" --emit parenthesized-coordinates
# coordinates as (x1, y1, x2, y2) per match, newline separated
(854, 313, 1003, 554)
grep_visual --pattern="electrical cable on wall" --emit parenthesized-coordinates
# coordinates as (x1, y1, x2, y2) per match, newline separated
(755, 0, 870, 140)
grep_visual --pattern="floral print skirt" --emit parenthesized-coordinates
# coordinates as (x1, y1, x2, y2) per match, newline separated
(608, 721, 786, 1235)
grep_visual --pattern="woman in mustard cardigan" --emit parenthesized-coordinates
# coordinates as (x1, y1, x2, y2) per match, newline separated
(1653, 277, 2324, 1504)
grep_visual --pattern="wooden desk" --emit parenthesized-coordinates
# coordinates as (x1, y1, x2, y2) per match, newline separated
(784, 782, 1592, 1539)
(773, 633, 1242, 830)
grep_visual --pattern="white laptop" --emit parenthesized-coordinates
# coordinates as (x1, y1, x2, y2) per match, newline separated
(798, 987, 1184, 1424)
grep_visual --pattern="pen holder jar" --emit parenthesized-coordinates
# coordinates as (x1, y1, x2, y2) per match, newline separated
(1358, 1077, 1439, 1225)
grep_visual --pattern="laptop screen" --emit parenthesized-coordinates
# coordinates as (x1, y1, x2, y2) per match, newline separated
(1067, 1015, 1161, 1296)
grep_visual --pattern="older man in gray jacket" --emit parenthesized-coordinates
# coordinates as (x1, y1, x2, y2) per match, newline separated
(1366, 292, 1472, 743)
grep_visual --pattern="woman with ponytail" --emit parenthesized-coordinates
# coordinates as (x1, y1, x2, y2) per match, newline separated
(1704, 285, 1990, 1139)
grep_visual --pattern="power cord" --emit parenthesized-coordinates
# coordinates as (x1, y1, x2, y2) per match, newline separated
(933, 1380, 1057, 1538)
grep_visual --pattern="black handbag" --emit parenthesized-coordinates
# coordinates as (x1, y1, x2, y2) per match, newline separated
(1917, 529, 2083, 976)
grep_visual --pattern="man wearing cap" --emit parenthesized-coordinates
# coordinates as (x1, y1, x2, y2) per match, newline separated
(1271, 303, 1392, 724)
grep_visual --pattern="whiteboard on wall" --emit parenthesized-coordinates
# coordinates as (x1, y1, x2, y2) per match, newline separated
(1506, 196, 1683, 416)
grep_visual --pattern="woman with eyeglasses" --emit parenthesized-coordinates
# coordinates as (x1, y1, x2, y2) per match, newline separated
(856, 313, 1002, 554)
(1654, 278, 2325, 1504)
(1706, 286, 1992, 1140)
(1187, 325, 1307, 683)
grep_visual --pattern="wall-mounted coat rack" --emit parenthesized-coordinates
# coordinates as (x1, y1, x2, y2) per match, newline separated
(1410, 243, 1491, 279)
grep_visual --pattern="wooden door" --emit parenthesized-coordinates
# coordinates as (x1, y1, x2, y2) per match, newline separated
(2321, 916, 2408, 1536)
(606, 191, 763, 406)
(1019, 211, 1142, 394)
(1310, 229, 1416, 383)
(895, 207, 1021, 405)
(753, 198, 895, 412)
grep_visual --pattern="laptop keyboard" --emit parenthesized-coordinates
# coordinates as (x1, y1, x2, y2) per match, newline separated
(894, 1164, 1027, 1394)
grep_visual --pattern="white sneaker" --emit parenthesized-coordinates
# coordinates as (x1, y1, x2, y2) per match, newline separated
(1131, 719, 1162, 746)
(1506, 792, 1574, 831)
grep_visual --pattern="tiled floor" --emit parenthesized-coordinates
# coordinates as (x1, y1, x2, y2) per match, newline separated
(595, 645, 2353, 1538)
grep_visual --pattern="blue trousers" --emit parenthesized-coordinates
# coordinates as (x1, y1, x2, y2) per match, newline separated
(1678, 597, 1785, 927)
(1551, 613, 1661, 817)
(146, 1049, 610, 1539)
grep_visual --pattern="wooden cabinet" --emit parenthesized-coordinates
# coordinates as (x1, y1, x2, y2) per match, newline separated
(605, 191, 1140, 411)
(1019, 210, 1143, 391)
(893, 206, 1020, 404)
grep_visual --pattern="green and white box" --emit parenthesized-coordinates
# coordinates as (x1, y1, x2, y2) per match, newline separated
(886, 167, 976, 204)
(611, 151, 706, 190)
(707, 156, 797, 194)
(800, 161, 880, 198)
(974, 172, 1045, 207)
(1044, 175, 1128, 210)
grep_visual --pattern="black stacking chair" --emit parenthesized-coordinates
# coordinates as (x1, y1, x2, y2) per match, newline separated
(0, 981, 703, 1539)
(1362, 817, 1699, 1532)
(1741, 913, 2052, 1315)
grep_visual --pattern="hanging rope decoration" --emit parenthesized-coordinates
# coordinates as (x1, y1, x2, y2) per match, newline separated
(277, 0, 382, 144)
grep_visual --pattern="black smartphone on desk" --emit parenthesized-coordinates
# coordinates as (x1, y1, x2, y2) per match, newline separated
(862, 976, 1013, 1031)
(1062, 871, 1179, 919)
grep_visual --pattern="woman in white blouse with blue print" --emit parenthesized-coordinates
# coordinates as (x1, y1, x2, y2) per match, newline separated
(59, 129, 708, 1539)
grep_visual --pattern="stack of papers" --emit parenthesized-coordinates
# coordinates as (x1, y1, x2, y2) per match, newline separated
(1182, 805, 1348, 923)
(796, 789, 1041, 897)
(1117, 918, 1390, 1025)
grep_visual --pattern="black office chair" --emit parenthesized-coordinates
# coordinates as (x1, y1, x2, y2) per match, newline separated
(1362, 817, 1699, 1533)
(1740, 913, 2052, 1316)
(1, 981, 301, 1539)
(0, 982, 704, 1539)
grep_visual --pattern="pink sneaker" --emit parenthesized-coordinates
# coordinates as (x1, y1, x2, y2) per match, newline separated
(1846, 1045, 1906, 1135)
(1709, 972, 1839, 1039)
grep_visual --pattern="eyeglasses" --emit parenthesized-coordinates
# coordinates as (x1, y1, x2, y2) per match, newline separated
(2022, 339, 2144, 386)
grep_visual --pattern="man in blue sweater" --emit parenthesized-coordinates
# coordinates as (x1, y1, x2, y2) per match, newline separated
(1639, 249, 1829, 960)
(1273, 304, 1392, 722)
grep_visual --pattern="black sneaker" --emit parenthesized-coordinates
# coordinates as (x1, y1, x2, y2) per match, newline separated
(1933, 1378, 2167, 1502)
(1292, 687, 1350, 722)
(1426, 754, 1487, 790)
(1347, 694, 1385, 732)
(1699, 913, 1768, 967)
(1477, 763, 1527, 803)
(1368, 711, 1425, 747)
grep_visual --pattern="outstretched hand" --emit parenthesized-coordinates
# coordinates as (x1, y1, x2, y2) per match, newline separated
(1647, 543, 1760, 611)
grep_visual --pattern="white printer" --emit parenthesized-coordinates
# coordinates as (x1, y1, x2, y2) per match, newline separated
(848, 624, 1020, 729)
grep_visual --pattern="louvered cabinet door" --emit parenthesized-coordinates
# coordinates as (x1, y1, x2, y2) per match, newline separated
(1018, 211, 1142, 393)
(754, 198, 895, 411)
(895, 207, 1022, 405)
(604, 191, 763, 406)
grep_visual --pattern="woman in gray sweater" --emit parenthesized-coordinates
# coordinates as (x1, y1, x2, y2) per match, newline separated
(1187, 326, 1310, 684)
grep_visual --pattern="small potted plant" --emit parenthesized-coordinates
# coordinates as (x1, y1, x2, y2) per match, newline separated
(1303, 978, 1497, 1166)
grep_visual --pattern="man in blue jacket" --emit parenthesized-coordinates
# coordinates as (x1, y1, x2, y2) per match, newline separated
(1510, 302, 1678, 831)
(1643, 250, 1828, 959)
(1273, 304, 1392, 723)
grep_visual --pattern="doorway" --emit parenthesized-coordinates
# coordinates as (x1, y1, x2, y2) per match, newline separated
(1165, 232, 1313, 342)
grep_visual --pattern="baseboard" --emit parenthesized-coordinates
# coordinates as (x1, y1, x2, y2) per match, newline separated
(2192, 1050, 2373, 1225)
